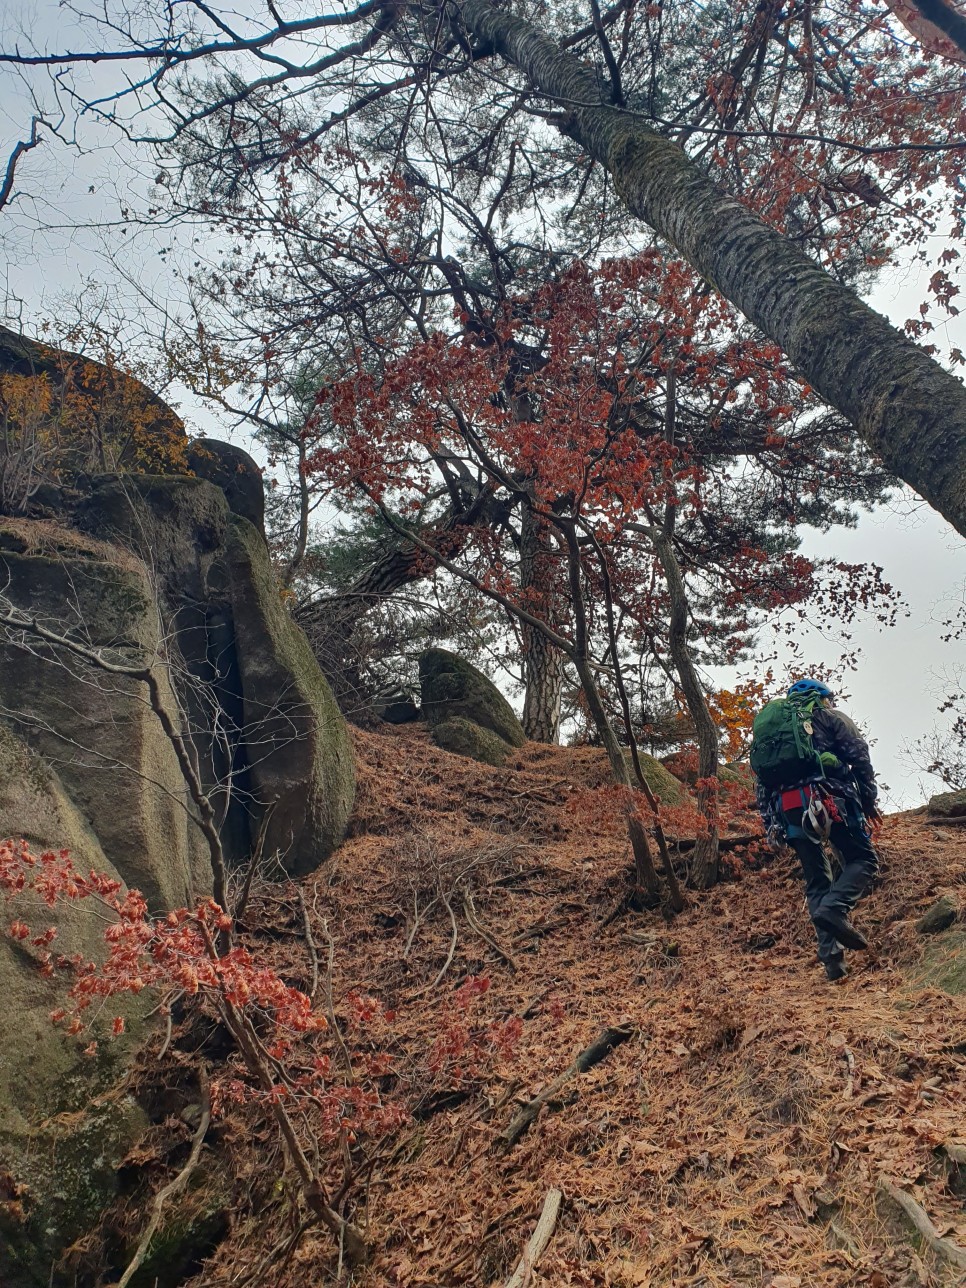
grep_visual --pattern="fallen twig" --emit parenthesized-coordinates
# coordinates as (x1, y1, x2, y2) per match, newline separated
(118, 1067, 212, 1288)
(877, 1176, 966, 1270)
(513, 916, 569, 943)
(461, 890, 518, 971)
(502, 1187, 563, 1288)
(432, 892, 459, 989)
(403, 890, 438, 960)
(489, 865, 547, 888)
(499, 1024, 637, 1150)
(508, 778, 570, 800)
(842, 1045, 855, 1099)
(295, 885, 321, 1001)
(313, 896, 354, 1082)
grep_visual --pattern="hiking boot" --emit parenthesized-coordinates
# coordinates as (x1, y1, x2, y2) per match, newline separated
(824, 958, 849, 982)
(814, 905, 868, 951)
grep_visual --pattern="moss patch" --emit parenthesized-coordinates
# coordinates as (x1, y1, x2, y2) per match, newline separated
(226, 514, 355, 876)
(1, 1094, 149, 1287)
(927, 789, 966, 819)
(432, 716, 512, 767)
(126, 1161, 231, 1288)
(629, 752, 687, 805)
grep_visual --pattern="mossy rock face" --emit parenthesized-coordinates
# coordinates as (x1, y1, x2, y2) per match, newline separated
(419, 649, 525, 749)
(225, 515, 355, 876)
(916, 895, 959, 936)
(0, 1094, 150, 1287)
(0, 536, 208, 910)
(432, 716, 512, 767)
(721, 761, 755, 790)
(78, 475, 356, 878)
(909, 928, 966, 995)
(630, 752, 687, 805)
(927, 789, 966, 819)
(0, 729, 152, 1286)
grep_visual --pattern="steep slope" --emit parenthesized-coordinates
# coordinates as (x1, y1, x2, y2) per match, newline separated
(100, 725, 966, 1286)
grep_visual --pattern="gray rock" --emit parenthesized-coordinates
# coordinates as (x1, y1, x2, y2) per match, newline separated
(0, 478, 358, 1274)
(76, 475, 356, 877)
(917, 894, 959, 935)
(225, 514, 355, 876)
(0, 520, 209, 909)
(187, 437, 265, 533)
(419, 648, 525, 748)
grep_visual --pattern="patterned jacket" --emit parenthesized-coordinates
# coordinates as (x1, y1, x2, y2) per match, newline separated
(755, 705, 878, 832)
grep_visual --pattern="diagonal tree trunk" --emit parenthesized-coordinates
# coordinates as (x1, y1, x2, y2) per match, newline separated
(455, 0, 966, 538)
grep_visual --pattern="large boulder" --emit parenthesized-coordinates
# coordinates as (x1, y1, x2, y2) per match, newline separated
(0, 517, 209, 909)
(419, 648, 525, 753)
(0, 323, 189, 488)
(74, 473, 355, 875)
(225, 515, 355, 875)
(0, 472, 357, 1278)
(632, 752, 687, 805)
(187, 438, 265, 533)
(0, 726, 151, 1285)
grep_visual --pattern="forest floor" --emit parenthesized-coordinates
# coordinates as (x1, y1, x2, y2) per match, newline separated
(129, 723, 966, 1288)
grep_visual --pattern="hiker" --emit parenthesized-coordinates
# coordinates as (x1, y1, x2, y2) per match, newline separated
(751, 678, 882, 981)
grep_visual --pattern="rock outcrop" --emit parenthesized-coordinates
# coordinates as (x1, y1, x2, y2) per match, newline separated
(419, 648, 525, 764)
(0, 727, 152, 1284)
(71, 472, 356, 876)
(0, 451, 356, 1281)
(187, 437, 265, 532)
(927, 789, 966, 819)
(917, 894, 960, 935)
(0, 516, 209, 909)
(225, 514, 355, 874)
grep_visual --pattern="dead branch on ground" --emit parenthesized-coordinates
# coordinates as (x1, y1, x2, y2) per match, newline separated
(502, 1187, 564, 1288)
(499, 1024, 637, 1150)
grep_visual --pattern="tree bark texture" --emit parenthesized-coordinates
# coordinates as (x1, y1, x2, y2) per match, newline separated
(520, 505, 563, 743)
(455, 0, 966, 538)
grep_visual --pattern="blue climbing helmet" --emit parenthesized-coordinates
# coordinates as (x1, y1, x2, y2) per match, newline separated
(787, 678, 834, 703)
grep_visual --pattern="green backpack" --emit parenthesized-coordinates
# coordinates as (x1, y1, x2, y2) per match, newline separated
(749, 697, 826, 790)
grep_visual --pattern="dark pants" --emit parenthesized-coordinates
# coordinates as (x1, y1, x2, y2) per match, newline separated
(785, 797, 879, 963)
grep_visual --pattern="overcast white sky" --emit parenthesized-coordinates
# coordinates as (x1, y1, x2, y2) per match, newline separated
(2, 2, 965, 809)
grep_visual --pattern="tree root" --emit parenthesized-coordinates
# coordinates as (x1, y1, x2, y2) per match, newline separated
(118, 1068, 212, 1288)
(877, 1176, 966, 1270)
